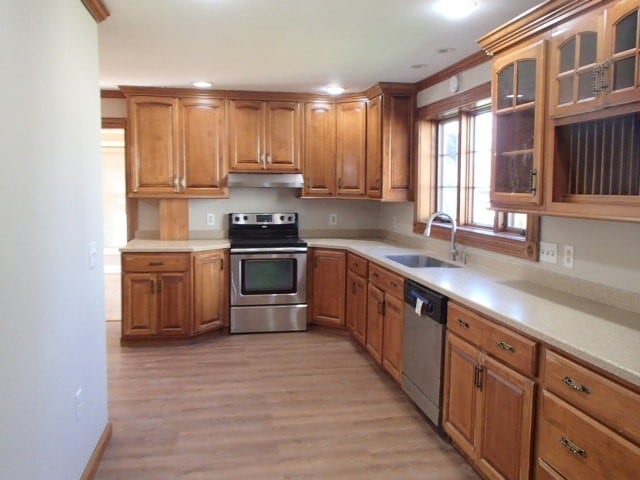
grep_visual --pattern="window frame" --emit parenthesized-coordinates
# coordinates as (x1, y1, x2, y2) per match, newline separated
(414, 82, 540, 261)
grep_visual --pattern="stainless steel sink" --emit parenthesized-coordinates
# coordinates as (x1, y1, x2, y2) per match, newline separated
(385, 254, 460, 269)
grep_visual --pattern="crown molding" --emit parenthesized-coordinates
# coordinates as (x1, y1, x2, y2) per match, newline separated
(478, 0, 607, 55)
(415, 51, 489, 92)
(101, 89, 125, 99)
(81, 0, 110, 23)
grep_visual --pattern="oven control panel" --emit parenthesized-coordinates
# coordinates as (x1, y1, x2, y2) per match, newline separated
(230, 212, 297, 225)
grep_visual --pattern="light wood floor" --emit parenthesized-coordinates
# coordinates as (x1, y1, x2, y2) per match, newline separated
(96, 324, 479, 480)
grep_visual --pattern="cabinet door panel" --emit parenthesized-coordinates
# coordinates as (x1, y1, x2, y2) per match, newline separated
(157, 272, 189, 335)
(382, 293, 404, 383)
(129, 97, 179, 194)
(193, 251, 226, 334)
(265, 102, 301, 171)
(605, 0, 640, 107)
(122, 273, 157, 336)
(229, 100, 264, 171)
(303, 103, 336, 196)
(366, 95, 383, 197)
(366, 284, 384, 364)
(346, 271, 367, 346)
(443, 332, 480, 458)
(477, 355, 535, 480)
(311, 249, 346, 326)
(180, 98, 227, 196)
(336, 101, 366, 196)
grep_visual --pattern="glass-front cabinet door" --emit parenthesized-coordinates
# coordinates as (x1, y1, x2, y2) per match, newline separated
(549, 12, 606, 117)
(605, 0, 640, 107)
(491, 40, 546, 208)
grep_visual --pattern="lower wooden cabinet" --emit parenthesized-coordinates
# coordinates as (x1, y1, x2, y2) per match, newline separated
(443, 302, 536, 480)
(367, 263, 405, 383)
(346, 270, 367, 345)
(122, 250, 228, 341)
(537, 348, 640, 480)
(310, 249, 346, 327)
(366, 283, 384, 363)
(192, 250, 228, 334)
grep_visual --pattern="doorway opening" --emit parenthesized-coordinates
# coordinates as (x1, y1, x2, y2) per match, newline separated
(101, 128, 126, 321)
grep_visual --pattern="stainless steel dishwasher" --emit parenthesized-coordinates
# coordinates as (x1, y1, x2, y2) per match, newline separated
(402, 279, 447, 428)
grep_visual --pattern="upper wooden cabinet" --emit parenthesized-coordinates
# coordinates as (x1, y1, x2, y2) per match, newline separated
(126, 92, 228, 198)
(303, 102, 336, 197)
(480, 0, 640, 222)
(549, 0, 640, 117)
(128, 96, 180, 195)
(228, 100, 301, 172)
(491, 40, 547, 209)
(366, 87, 415, 201)
(179, 98, 228, 196)
(336, 100, 367, 197)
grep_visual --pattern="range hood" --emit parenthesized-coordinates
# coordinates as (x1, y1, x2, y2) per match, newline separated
(228, 173, 304, 188)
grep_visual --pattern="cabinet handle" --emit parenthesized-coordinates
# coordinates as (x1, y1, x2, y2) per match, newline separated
(266, 154, 271, 165)
(150, 279, 155, 294)
(148, 261, 164, 266)
(529, 169, 537, 194)
(592, 62, 609, 96)
(157, 279, 162, 293)
(390, 281, 398, 288)
(474, 365, 484, 391)
(260, 153, 266, 166)
(173, 176, 179, 191)
(338, 178, 342, 189)
(562, 376, 590, 395)
(456, 318, 470, 329)
(353, 262, 359, 268)
(377, 301, 384, 315)
(352, 281, 357, 294)
(372, 272, 379, 278)
(497, 341, 516, 353)
(560, 437, 587, 458)
(220, 258, 224, 271)
(181, 177, 186, 189)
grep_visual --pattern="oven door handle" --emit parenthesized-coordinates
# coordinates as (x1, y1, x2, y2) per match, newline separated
(230, 247, 308, 254)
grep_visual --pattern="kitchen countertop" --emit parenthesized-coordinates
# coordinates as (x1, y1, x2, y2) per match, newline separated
(120, 239, 230, 252)
(120, 237, 640, 388)
(306, 239, 640, 389)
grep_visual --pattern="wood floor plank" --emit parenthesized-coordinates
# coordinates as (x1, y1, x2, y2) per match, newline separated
(96, 324, 479, 479)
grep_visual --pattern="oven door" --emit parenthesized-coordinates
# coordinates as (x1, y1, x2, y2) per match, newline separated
(230, 249, 307, 306)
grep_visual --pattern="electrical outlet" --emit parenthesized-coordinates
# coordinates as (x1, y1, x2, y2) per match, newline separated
(539, 241, 558, 264)
(563, 244, 574, 268)
(329, 213, 337, 225)
(206, 213, 215, 226)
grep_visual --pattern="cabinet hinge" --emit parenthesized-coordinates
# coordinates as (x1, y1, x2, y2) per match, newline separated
(529, 169, 537, 195)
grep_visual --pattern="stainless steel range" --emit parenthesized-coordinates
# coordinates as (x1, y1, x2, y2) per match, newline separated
(228, 212, 308, 333)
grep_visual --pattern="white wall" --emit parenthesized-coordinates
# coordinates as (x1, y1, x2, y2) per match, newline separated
(0, 2, 108, 479)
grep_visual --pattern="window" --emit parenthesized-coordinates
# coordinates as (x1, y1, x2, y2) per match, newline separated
(415, 83, 539, 261)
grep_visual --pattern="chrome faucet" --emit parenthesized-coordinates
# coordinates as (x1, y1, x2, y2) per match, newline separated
(425, 212, 458, 261)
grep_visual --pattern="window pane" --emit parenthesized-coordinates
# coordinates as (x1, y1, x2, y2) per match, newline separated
(497, 65, 515, 109)
(516, 59, 536, 104)
(579, 32, 598, 66)
(559, 38, 576, 73)
(507, 213, 528, 232)
(614, 11, 638, 53)
(470, 111, 494, 227)
(437, 118, 459, 219)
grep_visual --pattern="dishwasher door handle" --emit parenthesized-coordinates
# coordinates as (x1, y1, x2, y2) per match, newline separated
(409, 291, 434, 314)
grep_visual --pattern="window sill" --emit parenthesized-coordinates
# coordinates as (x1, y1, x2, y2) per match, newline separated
(413, 222, 539, 261)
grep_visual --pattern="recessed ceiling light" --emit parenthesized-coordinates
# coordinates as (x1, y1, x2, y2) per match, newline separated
(323, 85, 345, 95)
(434, 0, 479, 20)
(436, 47, 456, 54)
(192, 81, 213, 88)
(411, 64, 429, 69)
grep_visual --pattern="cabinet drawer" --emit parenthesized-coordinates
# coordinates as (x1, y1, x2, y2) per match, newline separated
(123, 253, 190, 272)
(347, 253, 368, 277)
(543, 349, 640, 444)
(539, 391, 640, 480)
(447, 302, 487, 348)
(369, 263, 403, 297)
(484, 320, 537, 377)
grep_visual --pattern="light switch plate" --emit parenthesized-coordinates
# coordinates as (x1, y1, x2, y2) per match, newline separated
(539, 241, 557, 264)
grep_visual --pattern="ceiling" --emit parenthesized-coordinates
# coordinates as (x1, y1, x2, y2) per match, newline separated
(98, 0, 542, 93)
